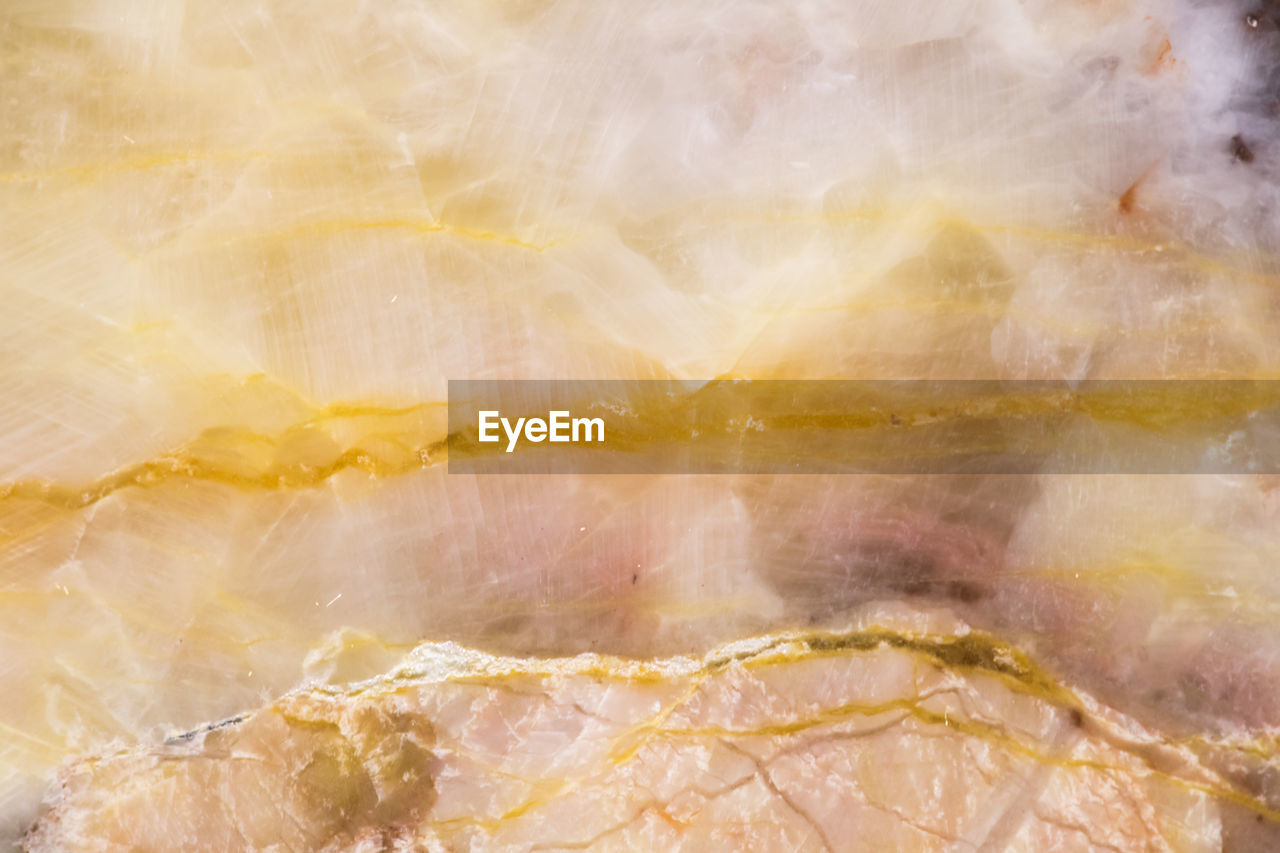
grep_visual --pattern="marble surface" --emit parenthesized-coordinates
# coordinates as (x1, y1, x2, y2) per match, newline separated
(3, 0, 1280, 850)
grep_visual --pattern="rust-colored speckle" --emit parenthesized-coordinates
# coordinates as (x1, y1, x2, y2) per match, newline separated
(1232, 135, 1255, 164)
(1119, 162, 1159, 214)
(1142, 30, 1179, 75)
(1118, 183, 1139, 214)
(1152, 37, 1172, 66)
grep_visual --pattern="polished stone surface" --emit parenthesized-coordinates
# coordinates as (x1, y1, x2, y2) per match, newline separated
(3, 1, 1280, 850)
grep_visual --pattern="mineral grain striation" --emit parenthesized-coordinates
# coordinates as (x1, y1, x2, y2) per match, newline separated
(3, 0, 1280, 851)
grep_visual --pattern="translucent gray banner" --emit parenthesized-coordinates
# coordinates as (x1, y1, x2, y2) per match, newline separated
(446, 380, 1280, 474)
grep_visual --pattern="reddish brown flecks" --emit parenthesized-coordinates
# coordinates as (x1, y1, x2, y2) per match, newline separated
(1232, 134, 1255, 164)
(1118, 183, 1139, 214)
(1150, 37, 1173, 71)
(1117, 174, 1147, 214)
(1140, 19, 1179, 75)
(1118, 161, 1159, 214)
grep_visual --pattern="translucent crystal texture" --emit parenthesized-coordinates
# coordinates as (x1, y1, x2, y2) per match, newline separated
(24, 614, 1229, 852)
(3, 0, 1280, 851)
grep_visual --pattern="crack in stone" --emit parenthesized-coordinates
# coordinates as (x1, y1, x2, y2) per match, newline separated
(721, 740, 837, 853)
